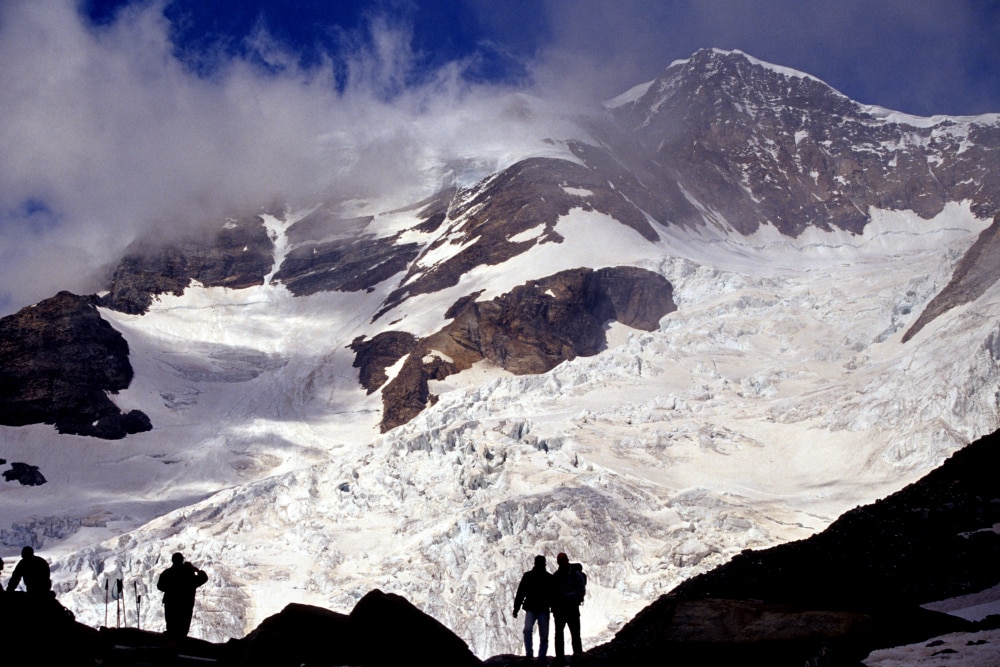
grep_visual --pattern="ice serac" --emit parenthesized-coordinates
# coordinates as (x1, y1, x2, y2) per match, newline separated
(374, 266, 676, 431)
(0, 291, 150, 438)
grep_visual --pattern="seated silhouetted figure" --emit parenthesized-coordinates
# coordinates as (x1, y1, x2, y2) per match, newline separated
(7, 547, 51, 594)
(157, 552, 208, 639)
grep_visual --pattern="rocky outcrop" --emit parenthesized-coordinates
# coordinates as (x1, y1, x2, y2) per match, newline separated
(236, 603, 354, 667)
(0, 292, 151, 438)
(349, 331, 418, 393)
(903, 212, 1000, 342)
(276, 193, 450, 299)
(2, 462, 46, 486)
(233, 591, 482, 667)
(101, 216, 273, 314)
(375, 266, 676, 430)
(603, 48, 1000, 236)
(0, 593, 98, 667)
(377, 158, 661, 317)
(275, 233, 421, 296)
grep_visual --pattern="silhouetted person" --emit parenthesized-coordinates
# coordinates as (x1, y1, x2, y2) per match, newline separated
(513, 554, 553, 663)
(7, 546, 51, 594)
(551, 553, 586, 664)
(157, 552, 207, 639)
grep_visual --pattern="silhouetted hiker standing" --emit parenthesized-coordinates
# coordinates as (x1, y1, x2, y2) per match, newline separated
(157, 552, 208, 639)
(551, 552, 586, 664)
(7, 546, 51, 594)
(513, 554, 553, 663)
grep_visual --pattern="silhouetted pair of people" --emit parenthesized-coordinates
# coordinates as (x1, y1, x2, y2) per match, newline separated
(157, 552, 208, 639)
(513, 552, 587, 664)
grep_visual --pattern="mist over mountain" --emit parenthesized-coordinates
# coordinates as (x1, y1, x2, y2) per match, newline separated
(2, 47, 1000, 661)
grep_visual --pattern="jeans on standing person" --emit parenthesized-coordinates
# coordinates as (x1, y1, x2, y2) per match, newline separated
(523, 609, 549, 659)
(554, 604, 582, 659)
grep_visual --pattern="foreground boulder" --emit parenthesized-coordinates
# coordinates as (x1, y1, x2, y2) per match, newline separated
(233, 590, 481, 667)
(0, 592, 99, 667)
(349, 590, 482, 666)
(236, 603, 354, 667)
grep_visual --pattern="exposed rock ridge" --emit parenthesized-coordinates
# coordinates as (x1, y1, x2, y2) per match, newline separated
(275, 233, 421, 296)
(101, 215, 273, 314)
(603, 48, 1000, 236)
(376, 158, 661, 318)
(373, 266, 676, 431)
(349, 331, 418, 394)
(903, 212, 1000, 342)
(0, 291, 151, 438)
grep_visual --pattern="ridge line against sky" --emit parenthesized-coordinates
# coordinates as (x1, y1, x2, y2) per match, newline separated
(1, 0, 999, 316)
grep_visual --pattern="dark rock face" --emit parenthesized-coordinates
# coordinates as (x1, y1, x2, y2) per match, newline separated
(0, 291, 151, 438)
(377, 158, 661, 318)
(275, 234, 421, 296)
(276, 194, 447, 298)
(2, 462, 46, 486)
(101, 216, 273, 314)
(0, 592, 99, 667)
(376, 266, 676, 431)
(603, 48, 1000, 236)
(349, 331, 418, 394)
(903, 212, 1000, 342)
(588, 596, 971, 667)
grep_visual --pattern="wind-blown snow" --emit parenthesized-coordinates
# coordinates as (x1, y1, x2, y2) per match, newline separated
(2, 200, 999, 658)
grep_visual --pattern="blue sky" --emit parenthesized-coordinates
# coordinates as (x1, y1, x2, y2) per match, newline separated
(80, 0, 1000, 115)
(1, 0, 999, 315)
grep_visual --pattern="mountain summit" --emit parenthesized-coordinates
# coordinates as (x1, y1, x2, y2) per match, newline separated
(1, 49, 999, 657)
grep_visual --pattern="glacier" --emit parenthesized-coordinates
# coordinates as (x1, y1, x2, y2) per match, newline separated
(3, 194, 998, 658)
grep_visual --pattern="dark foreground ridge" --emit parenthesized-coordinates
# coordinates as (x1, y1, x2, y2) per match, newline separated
(8, 429, 1000, 666)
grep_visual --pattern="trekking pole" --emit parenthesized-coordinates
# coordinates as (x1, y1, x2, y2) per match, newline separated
(116, 578, 123, 628)
(104, 579, 109, 628)
(118, 578, 126, 628)
(135, 580, 142, 631)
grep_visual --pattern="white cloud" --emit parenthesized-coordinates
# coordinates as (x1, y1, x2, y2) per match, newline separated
(0, 0, 583, 315)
